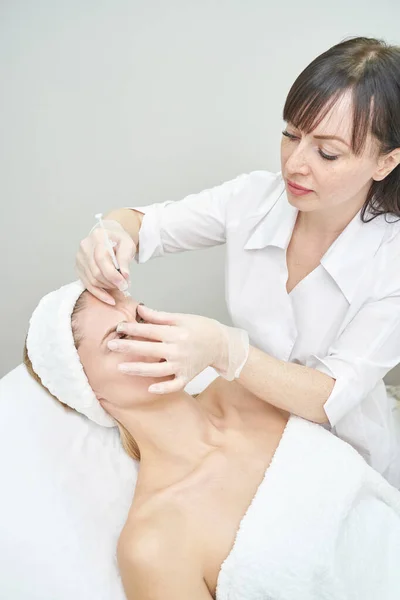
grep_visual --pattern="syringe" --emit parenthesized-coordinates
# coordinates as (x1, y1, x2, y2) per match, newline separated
(94, 213, 131, 297)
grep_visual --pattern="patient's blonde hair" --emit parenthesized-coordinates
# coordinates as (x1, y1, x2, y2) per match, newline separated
(23, 292, 141, 462)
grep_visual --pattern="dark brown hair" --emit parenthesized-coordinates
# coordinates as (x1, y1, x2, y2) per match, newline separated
(283, 36, 400, 222)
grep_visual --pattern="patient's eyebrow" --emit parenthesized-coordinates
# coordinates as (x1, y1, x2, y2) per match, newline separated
(101, 305, 140, 345)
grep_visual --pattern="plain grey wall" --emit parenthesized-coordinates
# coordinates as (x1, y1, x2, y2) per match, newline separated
(1, 0, 400, 382)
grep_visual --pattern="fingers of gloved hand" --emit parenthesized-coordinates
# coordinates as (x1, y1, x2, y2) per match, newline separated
(77, 236, 117, 290)
(148, 377, 187, 395)
(92, 244, 128, 290)
(84, 281, 116, 305)
(110, 339, 168, 359)
(118, 360, 175, 378)
(116, 321, 178, 343)
(115, 236, 136, 279)
(76, 256, 112, 302)
(79, 265, 117, 306)
(79, 219, 132, 286)
(87, 252, 118, 289)
(136, 304, 180, 326)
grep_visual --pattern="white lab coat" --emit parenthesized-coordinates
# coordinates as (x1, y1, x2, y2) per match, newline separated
(131, 170, 400, 487)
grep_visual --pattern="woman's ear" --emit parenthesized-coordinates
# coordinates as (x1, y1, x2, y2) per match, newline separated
(373, 149, 400, 181)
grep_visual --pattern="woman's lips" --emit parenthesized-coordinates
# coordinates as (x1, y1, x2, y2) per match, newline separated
(287, 179, 313, 196)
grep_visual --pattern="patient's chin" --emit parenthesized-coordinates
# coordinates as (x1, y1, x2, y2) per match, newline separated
(102, 370, 175, 409)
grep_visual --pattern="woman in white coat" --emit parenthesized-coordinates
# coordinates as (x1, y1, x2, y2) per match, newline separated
(76, 36, 400, 486)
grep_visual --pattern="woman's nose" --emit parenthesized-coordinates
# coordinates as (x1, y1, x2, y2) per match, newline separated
(285, 144, 310, 176)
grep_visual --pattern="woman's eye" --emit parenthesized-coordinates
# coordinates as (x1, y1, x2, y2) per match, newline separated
(319, 150, 339, 161)
(282, 130, 297, 140)
(283, 130, 339, 161)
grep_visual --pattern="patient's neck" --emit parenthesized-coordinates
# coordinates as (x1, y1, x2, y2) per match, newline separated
(109, 386, 225, 487)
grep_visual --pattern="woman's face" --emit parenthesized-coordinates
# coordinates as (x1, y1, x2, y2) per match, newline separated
(280, 91, 382, 214)
(76, 291, 170, 409)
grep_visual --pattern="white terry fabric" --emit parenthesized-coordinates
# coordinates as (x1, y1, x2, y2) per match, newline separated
(130, 170, 400, 486)
(216, 415, 400, 600)
(0, 363, 134, 600)
(26, 280, 115, 428)
(0, 363, 217, 600)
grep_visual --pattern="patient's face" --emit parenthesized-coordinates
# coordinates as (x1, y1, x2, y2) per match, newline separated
(75, 291, 171, 411)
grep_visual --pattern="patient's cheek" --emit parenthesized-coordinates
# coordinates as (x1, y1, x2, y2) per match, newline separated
(78, 347, 135, 403)
(77, 347, 104, 392)
(78, 341, 172, 407)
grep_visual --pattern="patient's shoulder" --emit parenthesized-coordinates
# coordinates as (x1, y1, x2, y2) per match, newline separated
(118, 453, 226, 566)
(117, 503, 209, 599)
(118, 491, 189, 564)
(118, 513, 176, 567)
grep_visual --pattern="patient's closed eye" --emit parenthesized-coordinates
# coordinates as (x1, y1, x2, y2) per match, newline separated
(105, 331, 130, 352)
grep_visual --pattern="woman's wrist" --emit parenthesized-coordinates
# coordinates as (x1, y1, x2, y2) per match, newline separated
(212, 322, 250, 381)
(104, 208, 143, 247)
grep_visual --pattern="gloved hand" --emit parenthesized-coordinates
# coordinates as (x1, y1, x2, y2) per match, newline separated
(109, 304, 250, 394)
(76, 220, 136, 305)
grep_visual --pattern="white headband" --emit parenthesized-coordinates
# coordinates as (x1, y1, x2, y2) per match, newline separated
(26, 280, 116, 428)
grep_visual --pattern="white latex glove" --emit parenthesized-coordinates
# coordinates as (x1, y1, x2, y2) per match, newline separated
(76, 219, 136, 305)
(108, 304, 250, 394)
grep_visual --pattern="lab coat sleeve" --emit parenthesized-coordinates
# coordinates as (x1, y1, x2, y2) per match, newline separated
(127, 174, 249, 263)
(332, 490, 400, 599)
(306, 259, 400, 427)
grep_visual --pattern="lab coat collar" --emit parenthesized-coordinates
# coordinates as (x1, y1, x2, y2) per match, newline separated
(244, 183, 297, 251)
(320, 208, 386, 302)
(244, 190, 387, 303)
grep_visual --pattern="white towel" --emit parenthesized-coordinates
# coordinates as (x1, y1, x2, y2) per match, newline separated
(216, 415, 400, 600)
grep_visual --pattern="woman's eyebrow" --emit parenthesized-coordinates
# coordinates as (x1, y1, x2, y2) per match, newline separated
(313, 134, 350, 147)
(287, 123, 350, 148)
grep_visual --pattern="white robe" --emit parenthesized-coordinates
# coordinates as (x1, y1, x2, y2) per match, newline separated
(216, 415, 400, 600)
